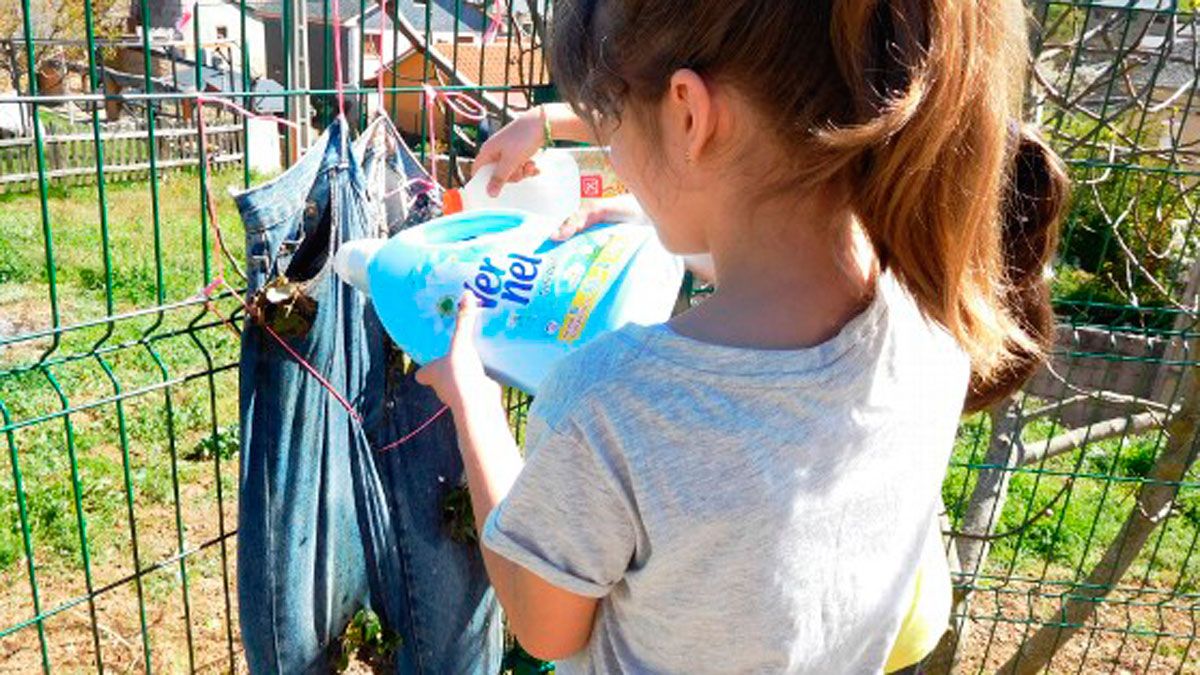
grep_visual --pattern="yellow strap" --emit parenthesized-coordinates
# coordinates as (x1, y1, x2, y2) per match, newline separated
(884, 520, 952, 673)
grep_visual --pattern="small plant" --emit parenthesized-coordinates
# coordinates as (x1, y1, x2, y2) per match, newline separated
(503, 641, 555, 675)
(334, 608, 403, 673)
(442, 484, 477, 545)
(185, 425, 240, 461)
(251, 276, 319, 339)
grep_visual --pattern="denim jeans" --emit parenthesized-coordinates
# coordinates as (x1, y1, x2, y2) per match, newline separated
(236, 116, 502, 674)
(356, 115, 504, 673)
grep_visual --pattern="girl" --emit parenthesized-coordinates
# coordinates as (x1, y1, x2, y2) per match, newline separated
(415, 1, 1068, 672)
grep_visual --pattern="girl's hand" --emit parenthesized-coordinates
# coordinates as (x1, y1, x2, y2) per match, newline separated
(474, 107, 547, 198)
(555, 195, 717, 284)
(416, 293, 502, 413)
(554, 194, 646, 241)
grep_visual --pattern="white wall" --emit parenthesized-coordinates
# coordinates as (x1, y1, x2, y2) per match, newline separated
(183, 2, 269, 79)
(350, 17, 419, 83)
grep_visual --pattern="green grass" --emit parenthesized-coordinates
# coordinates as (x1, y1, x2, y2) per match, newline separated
(0, 168, 251, 584)
(0, 167, 251, 308)
(943, 403, 1200, 594)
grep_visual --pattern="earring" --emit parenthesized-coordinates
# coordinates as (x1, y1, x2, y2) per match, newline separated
(685, 150, 694, 165)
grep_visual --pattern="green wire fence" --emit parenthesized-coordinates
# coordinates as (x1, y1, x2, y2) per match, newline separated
(0, 0, 1196, 673)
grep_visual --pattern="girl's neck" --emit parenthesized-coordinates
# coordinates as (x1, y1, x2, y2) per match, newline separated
(669, 195, 878, 351)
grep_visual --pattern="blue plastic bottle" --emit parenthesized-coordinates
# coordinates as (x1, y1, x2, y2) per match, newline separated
(334, 209, 684, 394)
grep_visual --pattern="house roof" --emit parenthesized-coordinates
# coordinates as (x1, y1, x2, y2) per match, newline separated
(366, 38, 548, 109)
(364, 0, 488, 34)
(367, 39, 548, 89)
(446, 41, 548, 90)
(246, 0, 362, 24)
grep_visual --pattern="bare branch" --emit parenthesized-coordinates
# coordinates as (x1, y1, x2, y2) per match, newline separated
(1017, 410, 1166, 467)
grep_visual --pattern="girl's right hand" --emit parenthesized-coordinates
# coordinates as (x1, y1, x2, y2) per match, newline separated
(473, 107, 547, 198)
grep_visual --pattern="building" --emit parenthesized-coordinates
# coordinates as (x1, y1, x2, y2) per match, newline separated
(350, 0, 490, 86)
(247, 0, 518, 91)
(366, 37, 548, 139)
(248, 0, 365, 90)
(124, 0, 268, 79)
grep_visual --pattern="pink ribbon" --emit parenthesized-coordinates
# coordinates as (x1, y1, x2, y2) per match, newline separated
(482, 0, 505, 44)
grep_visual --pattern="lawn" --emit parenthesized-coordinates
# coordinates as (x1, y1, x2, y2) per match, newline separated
(0, 169, 247, 672)
(942, 406, 1200, 673)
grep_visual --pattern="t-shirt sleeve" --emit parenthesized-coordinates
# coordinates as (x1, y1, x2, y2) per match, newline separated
(482, 418, 637, 598)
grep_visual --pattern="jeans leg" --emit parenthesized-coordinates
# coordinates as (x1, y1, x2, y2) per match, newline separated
(236, 119, 380, 674)
(355, 116, 505, 675)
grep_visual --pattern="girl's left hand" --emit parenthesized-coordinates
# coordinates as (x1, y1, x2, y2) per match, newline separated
(416, 293, 502, 412)
(553, 194, 645, 241)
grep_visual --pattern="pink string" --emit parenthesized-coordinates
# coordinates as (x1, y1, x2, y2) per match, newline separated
(194, 97, 451, 446)
(193, 67, 464, 451)
(260, 308, 365, 423)
(384, 177, 436, 198)
(176, 3, 195, 34)
(198, 276, 224, 300)
(377, 0, 387, 110)
(383, 176, 439, 213)
(377, 404, 451, 453)
(422, 83, 487, 184)
(196, 275, 364, 424)
(332, 0, 347, 118)
(197, 95, 302, 130)
(202, 278, 455, 450)
(482, 0, 505, 44)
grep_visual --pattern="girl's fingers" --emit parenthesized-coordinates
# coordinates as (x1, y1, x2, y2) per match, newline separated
(414, 362, 434, 386)
(552, 218, 583, 242)
(584, 208, 616, 228)
(472, 143, 499, 177)
(552, 205, 621, 241)
(451, 292, 481, 351)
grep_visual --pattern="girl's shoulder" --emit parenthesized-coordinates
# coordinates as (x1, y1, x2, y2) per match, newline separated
(531, 323, 659, 431)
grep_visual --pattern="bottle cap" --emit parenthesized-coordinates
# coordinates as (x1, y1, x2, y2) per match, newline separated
(443, 189, 464, 214)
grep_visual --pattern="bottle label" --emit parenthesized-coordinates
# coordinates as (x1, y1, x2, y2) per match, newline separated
(581, 174, 604, 199)
(557, 236, 632, 343)
(463, 253, 543, 309)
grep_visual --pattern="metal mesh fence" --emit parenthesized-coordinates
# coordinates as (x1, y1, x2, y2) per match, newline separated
(0, 0, 1196, 673)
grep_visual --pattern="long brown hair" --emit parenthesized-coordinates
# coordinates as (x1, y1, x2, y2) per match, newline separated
(550, 0, 1070, 398)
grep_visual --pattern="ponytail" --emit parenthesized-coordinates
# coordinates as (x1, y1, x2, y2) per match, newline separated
(822, 0, 1067, 386)
(964, 126, 1069, 412)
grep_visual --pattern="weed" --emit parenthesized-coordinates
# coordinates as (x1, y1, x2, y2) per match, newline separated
(185, 425, 239, 462)
(334, 608, 403, 673)
(442, 484, 477, 545)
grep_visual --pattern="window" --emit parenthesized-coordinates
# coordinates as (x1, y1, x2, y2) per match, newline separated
(216, 26, 228, 40)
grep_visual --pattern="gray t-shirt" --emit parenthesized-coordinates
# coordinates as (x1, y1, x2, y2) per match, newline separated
(482, 274, 969, 674)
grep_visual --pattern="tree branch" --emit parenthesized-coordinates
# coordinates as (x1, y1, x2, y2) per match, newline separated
(1018, 410, 1165, 467)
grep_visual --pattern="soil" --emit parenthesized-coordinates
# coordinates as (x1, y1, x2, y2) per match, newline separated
(951, 580, 1197, 674)
(0, 452, 243, 674)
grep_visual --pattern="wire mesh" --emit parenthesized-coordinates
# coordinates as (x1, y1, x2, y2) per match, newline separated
(0, 1, 1196, 673)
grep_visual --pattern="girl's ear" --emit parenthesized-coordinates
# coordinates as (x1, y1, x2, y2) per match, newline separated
(666, 69, 719, 165)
